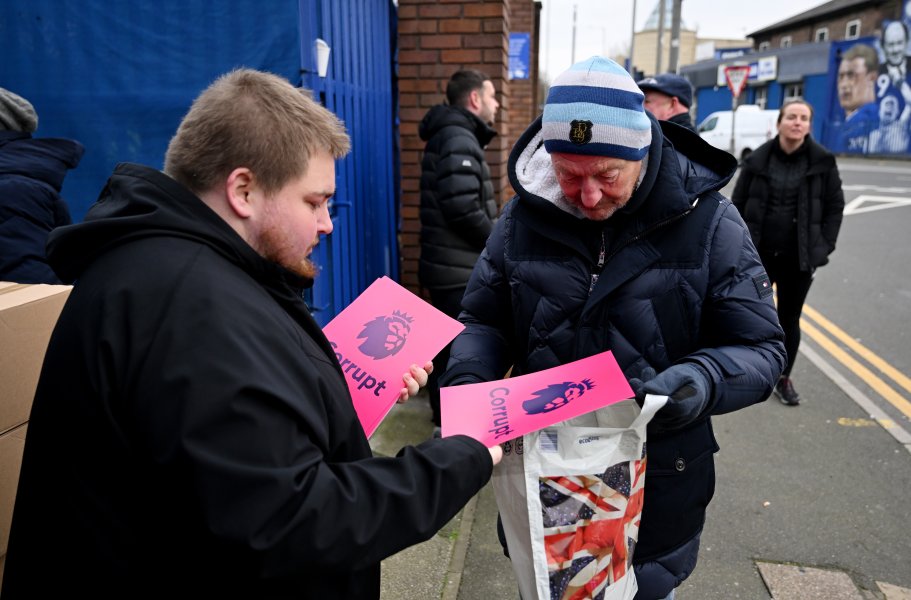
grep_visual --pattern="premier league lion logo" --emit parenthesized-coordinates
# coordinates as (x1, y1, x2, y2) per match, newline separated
(522, 378, 596, 415)
(357, 310, 413, 359)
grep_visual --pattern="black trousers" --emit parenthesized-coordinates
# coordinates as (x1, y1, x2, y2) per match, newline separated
(760, 251, 814, 377)
(427, 287, 465, 426)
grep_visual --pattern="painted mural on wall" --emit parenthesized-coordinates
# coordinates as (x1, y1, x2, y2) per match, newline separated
(825, 1, 911, 155)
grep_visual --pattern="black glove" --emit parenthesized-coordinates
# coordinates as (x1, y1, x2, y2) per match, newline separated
(634, 363, 712, 430)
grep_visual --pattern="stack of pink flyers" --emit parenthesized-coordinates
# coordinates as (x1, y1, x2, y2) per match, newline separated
(322, 276, 464, 437)
(441, 351, 634, 446)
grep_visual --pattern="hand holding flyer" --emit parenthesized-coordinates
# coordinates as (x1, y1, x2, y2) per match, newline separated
(440, 351, 634, 446)
(322, 276, 464, 437)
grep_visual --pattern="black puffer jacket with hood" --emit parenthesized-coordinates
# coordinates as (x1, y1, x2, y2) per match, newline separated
(441, 117, 786, 598)
(418, 104, 498, 290)
(0, 131, 83, 283)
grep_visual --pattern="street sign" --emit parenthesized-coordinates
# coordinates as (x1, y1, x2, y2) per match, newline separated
(508, 32, 530, 80)
(724, 65, 751, 98)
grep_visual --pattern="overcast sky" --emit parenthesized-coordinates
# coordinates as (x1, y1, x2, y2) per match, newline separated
(540, 0, 829, 78)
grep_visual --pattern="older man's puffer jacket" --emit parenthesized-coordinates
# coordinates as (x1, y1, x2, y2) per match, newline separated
(442, 117, 786, 599)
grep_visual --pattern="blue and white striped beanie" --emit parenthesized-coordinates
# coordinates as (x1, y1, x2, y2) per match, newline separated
(543, 56, 651, 160)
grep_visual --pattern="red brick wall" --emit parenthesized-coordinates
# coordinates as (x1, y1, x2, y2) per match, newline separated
(397, 0, 539, 295)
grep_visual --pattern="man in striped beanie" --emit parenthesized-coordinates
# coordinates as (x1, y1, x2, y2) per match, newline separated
(440, 56, 785, 600)
(537, 56, 653, 221)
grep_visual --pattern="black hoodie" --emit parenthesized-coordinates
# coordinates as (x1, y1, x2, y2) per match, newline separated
(2, 163, 492, 598)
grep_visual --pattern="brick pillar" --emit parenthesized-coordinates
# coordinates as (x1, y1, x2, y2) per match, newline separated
(398, 0, 528, 295)
(501, 0, 541, 198)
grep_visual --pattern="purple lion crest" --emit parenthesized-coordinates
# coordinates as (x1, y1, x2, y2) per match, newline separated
(522, 379, 596, 415)
(357, 310, 413, 359)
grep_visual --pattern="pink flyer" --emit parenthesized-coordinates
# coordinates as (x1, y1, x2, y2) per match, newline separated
(440, 351, 634, 446)
(322, 276, 464, 437)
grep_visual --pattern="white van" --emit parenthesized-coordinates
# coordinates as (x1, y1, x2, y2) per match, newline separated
(697, 105, 779, 160)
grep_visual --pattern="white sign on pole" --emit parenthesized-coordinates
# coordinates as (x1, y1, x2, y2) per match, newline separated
(724, 65, 750, 99)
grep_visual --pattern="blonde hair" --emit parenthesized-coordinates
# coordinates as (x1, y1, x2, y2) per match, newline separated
(164, 69, 350, 195)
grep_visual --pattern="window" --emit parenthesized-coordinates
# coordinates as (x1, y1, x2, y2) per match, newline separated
(815, 27, 829, 42)
(697, 115, 718, 133)
(780, 36, 792, 48)
(758, 41, 771, 51)
(846, 19, 861, 39)
(784, 83, 804, 100)
(754, 86, 768, 109)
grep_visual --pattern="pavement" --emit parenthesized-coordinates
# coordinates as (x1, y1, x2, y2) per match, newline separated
(370, 355, 911, 599)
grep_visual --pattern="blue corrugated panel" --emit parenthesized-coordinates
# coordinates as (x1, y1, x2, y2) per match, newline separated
(1, 1, 300, 221)
(299, 0, 398, 323)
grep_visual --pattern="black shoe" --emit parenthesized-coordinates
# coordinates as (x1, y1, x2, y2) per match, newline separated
(774, 377, 800, 406)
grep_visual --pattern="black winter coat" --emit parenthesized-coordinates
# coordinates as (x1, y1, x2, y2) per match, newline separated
(418, 104, 498, 290)
(2, 164, 492, 599)
(732, 135, 844, 270)
(668, 110, 695, 132)
(0, 131, 83, 283)
(442, 117, 785, 592)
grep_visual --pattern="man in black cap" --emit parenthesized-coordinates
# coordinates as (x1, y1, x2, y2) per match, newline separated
(638, 73, 696, 131)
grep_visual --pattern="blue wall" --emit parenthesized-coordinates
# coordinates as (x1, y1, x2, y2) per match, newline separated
(803, 73, 830, 142)
(694, 88, 732, 126)
(0, 2, 301, 221)
(1, 0, 401, 322)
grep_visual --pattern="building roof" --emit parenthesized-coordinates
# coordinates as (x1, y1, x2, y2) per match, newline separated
(679, 40, 833, 88)
(747, 0, 884, 37)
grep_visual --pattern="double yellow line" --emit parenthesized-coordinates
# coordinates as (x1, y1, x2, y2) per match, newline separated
(800, 304, 911, 419)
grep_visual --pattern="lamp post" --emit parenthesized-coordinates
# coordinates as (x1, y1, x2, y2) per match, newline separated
(655, 0, 665, 73)
(629, 0, 637, 74)
(571, 4, 578, 64)
(668, 0, 682, 73)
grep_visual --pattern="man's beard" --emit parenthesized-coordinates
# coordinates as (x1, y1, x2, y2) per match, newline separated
(256, 226, 319, 279)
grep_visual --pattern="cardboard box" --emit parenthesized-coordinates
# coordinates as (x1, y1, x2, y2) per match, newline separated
(0, 423, 27, 561)
(0, 283, 71, 435)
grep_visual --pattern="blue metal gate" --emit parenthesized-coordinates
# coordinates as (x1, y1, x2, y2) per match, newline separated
(298, 0, 400, 325)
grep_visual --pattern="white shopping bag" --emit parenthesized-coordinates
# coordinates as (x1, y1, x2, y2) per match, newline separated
(492, 395, 665, 600)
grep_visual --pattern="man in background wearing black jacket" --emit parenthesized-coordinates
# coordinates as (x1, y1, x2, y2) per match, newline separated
(418, 69, 500, 436)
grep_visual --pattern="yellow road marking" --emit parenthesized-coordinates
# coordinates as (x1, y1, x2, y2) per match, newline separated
(803, 304, 911, 395)
(800, 318, 911, 419)
(836, 417, 878, 427)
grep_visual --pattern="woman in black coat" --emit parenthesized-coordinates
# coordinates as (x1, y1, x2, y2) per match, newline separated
(732, 99, 845, 406)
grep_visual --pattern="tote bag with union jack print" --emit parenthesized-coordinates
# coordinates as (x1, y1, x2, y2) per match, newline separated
(492, 395, 664, 600)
